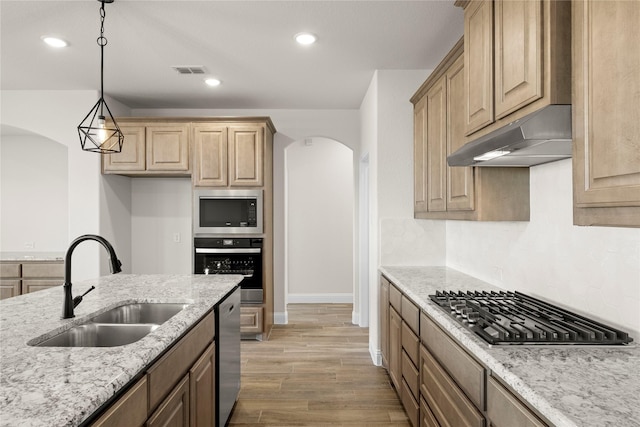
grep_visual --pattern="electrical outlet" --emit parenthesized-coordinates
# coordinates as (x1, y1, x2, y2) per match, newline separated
(24, 241, 35, 249)
(173, 233, 181, 243)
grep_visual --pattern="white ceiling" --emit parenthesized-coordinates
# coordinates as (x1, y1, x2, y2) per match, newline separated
(0, 0, 463, 110)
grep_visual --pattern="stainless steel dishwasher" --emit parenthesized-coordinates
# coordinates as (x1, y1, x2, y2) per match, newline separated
(216, 286, 241, 427)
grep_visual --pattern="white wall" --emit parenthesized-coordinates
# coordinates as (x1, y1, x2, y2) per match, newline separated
(286, 138, 354, 302)
(447, 159, 640, 339)
(0, 133, 68, 252)
(361, 70, 448, 363)
(1, 90, 131, 281)
(130, 178, 192, 274)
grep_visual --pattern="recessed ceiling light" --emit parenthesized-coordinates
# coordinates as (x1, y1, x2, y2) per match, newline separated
(41, 36, 68, 48)
(204, 78, 221, 87)
(294, 32, 317, 45)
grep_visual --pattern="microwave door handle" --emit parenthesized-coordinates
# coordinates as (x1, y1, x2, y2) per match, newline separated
(195, 248, 262, 254)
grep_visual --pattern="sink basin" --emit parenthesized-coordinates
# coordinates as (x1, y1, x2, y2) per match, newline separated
(32, 303, 189, 347)
(36, 323, 159, 347)
(90, 303, 189, 324)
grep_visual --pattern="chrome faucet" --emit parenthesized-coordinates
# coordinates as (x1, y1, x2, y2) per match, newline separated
(62, 234, 122, 319)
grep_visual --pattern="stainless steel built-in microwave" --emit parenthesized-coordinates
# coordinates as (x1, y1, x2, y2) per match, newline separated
(193, 189, 263, 235)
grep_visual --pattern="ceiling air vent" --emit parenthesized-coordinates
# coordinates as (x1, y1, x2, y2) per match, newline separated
(172, 66, 206, 75)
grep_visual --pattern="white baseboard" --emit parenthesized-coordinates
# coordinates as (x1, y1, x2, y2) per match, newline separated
(274, 311, 288, 325)
(287, 293, 353, 304)
(369, 343, 382, 366)
(352, 310, 360, 325)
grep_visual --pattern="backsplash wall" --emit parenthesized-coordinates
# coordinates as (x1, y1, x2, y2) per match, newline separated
(446, 159, 640, 339)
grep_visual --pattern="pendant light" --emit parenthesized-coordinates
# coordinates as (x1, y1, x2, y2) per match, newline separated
(77, 0, 124, 154)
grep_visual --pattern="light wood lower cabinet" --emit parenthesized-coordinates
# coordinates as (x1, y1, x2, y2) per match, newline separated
(240, 306, 263, 335)
(190, 343, 216, 427)
(91, 376, 148, 427)
(147, 375, 190, 427)
(572, 0, 640, 227)
(0, 260, 64, 299)
(89, 310, 216, 427)
(487, 376, 547, 427)
(388, 306, 402, 392)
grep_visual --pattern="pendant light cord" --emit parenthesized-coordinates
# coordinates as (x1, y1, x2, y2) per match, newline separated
(98, 1, 108, 116)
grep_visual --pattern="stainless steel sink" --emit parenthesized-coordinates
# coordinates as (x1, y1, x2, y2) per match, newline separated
(33, 303, 189, 347)
(90, 303, 189, 324)
(36, 323, 159, 347)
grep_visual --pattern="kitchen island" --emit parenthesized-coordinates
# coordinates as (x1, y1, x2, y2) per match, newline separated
(0, 273, 241, 427)
(381, 266, 640, 427)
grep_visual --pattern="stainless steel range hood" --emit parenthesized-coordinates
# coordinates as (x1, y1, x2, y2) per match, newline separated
(447, 105, 572, 167)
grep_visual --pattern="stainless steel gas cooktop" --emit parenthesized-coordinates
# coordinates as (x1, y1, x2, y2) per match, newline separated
(429, 290, 633, 346)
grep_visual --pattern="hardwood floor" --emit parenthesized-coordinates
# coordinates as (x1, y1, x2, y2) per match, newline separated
(229, 303, 410, 426)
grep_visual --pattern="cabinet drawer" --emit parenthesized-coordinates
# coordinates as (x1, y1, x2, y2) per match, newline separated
(420, 346, 484, 427)
(90, 376, 147, 427)
(401, 379, 420, 427)
(402, 350, 419, 400)
(401, 295, 419, 334)
(487, 376, 547, 427)
(420, 397, 440, 427)
(389, 284, 402, 312)
(22, 280, 61, 294)
(147, 310, 214, 412)
(240, 306, 263, 334)
(420, 312, 485, 409)
(402, 321, 420, 367)
(22, 262, 64, 278)
(0, 263, 21, 278)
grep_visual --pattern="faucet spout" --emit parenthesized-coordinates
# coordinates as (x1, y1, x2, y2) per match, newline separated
(62, 234, 122, 319)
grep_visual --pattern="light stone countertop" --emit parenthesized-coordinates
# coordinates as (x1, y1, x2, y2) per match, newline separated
(380, 266, 640, 427)
(0, 274, 241, 427)
(0, 252, 65, 261)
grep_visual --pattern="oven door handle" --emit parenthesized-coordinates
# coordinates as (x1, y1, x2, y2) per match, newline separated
(195, 248, 261, 254)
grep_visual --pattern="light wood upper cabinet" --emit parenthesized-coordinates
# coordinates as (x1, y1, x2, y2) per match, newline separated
(464, 0, 494, 134)
(461, 0, 570, 139)
(146, 125, 190, 172)
(426, 75, 447, 213)
(102, 125, 146, 172)
(494, 0, 543, 119)
(102, 122, 190, 176)
(228, 125, 264, 187)
(192, 124, 229, 187)
(193, 123, 267, 188)
(446, 54, 475, 212)
(572, 0, 640, 227)
(411, 39, 528, 221)
(414, 96, 428, 214)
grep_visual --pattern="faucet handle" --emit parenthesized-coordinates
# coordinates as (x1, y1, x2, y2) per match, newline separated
(72, 285, 96, 308)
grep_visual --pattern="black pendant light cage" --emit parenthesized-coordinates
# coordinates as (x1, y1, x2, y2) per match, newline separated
(78, 0, 124, 154)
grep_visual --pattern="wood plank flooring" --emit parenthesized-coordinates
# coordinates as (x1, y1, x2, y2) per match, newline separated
(228, 303, 410, 426)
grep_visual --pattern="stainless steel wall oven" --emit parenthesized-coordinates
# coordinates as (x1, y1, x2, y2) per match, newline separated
(194, 237, 263, 303)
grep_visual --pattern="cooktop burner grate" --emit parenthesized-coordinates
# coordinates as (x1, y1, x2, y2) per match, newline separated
(429, 291, 633, 345)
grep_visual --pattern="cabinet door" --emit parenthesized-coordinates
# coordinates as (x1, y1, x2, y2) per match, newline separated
(102, 125, 146, 172)
(147, 375, 190, 427)
(414, 96, 428, 214)
(146, 125, 190, 172)
(192, 125, 228, 187)
(0, 280, 20, 300)
(240, 306, 263, 334)
(22, 280, 60, 294)
(190, 343, 215, 427)
(380, 277, 390, 369)
(494, 0, 543, 119)
(464, 0, 494, 135)
(91, 377, 148, 427)
(426, 75, 447, 212)
(388, 306, 402, 391)
(572, 0, 640, 226)
(487, 376, 547, 427)
(446, 54, 475, 212)
(228, 125, 263, 186)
